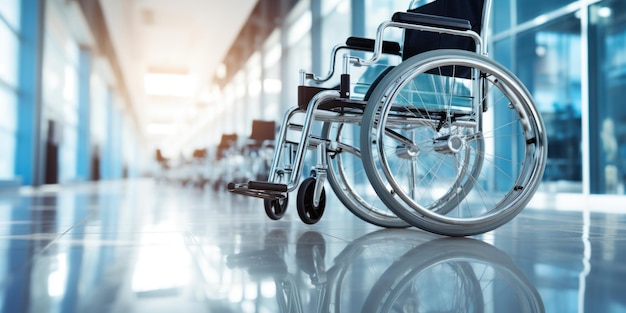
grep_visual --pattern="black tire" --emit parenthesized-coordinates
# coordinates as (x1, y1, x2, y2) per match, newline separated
(264, 197, 288, 220)
(297, 178, 326, 224)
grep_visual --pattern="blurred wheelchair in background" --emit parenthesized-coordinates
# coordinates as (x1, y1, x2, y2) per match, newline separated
(229, 0, 547, 236)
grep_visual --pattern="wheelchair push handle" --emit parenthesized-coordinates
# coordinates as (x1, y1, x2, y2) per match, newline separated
(302, 11, 483, 85)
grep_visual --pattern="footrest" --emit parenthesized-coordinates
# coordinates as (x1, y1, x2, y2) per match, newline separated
(228, 181, 288, 200)
(248, 181, 288, 192)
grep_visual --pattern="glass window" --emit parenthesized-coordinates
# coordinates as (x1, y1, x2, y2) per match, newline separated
(0, 130, 15, 179)
(90, 73, 108, 147)
(495, 13, 582, 192)
(123, 120, 137, 178)
(320, 0, 351, 86)
(288, 10, 312, 47)
(365, 0, 406, 42)
(60, 124, 77, 181)
(233, 71, 247, 134)
(493, 0, 577, 33)
(285, 5, 312, 113)
(262, 30, 282, 122)
(0, 0, 20, 31)
(589, 0, 626, 194)
(222, 82, 237, 134)
(0, 86, 17, 133)
(0, 3, 19, 181)
(517, 0, 576, 25)
(492, 0, 512, 34)
(0, 17, 18, 88)
(43, 4, 81, 183)
(0, 86, 16, 180)
(246, 52, 262, 129)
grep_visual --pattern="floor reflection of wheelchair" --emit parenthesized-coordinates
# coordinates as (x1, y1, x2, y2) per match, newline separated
(229, 0, 547, 236)
(225, 229, 304, 313)
(362, 237, 545, 313)
(225, 229, 434, 313)
(226, 229, 543, 313)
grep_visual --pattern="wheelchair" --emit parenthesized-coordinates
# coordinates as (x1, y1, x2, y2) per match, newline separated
(229, 0, 547, 236)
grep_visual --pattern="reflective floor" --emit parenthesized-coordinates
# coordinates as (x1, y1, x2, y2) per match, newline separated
(0, 179, 625, 313)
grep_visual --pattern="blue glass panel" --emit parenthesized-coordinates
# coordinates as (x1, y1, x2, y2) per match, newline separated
(0, 131, 15, 179)
(364, 0, 406, 42)
(517, 0, 576, 26)
(589, 0, 626, 194)
(60, 125, 77, 182)
(495, 13, 582, 190)
(0, 19, 18, 88)
(491, 1, 511, 34)
(0, 86, 17, 132)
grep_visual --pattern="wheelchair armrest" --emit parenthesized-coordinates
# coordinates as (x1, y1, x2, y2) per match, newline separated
(391, 12, 471, 31)
(345, 37, 402, 56)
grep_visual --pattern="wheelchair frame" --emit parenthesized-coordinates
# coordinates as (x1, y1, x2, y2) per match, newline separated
(229, 0, 548, 236)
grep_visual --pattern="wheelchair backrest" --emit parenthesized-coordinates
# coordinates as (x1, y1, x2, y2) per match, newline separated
(403, 0, 485, 60)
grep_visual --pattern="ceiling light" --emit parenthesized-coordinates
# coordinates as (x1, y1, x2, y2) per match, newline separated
(146, 123, 176, 135)
(535, 45, 547, 57)
(216, 63, 227, 79)
(597, 7, 612, 18)
(144, 73, 196, 97)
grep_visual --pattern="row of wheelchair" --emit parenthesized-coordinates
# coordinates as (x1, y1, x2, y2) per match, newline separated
(154, 119, 277, 190)
(228, 0, 548, 236)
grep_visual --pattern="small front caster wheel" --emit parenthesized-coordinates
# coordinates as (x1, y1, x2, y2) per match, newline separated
(264, 196, 288, 220)
(297, 178, 326, 224)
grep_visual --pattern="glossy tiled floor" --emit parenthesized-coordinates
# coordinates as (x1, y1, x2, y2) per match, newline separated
(0, 179, 625, 313)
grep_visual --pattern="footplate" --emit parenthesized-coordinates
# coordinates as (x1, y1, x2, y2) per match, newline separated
(228, 181, 288, 200)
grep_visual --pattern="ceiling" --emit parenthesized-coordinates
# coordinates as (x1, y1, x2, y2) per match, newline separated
(98, 0, 259, 154)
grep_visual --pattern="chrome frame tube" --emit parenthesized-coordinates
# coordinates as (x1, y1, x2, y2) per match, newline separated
(356, 21, 483, 68)
(306, 44, 351, 83)
(268, 106, 303, 183)
(313, 141, 327, 206)
(280, 90, 339, 192)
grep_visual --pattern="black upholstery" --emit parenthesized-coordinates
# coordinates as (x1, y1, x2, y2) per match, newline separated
(392, 11, 471, 31)
(345, 37, 402, 56)
(402, 0, 485, 60)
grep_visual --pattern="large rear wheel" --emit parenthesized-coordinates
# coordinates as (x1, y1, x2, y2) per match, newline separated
(361, 50, 547, 236)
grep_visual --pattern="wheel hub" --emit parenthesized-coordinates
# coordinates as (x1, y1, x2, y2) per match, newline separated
(395, 145, 420, 159)
(433, 134, 465, 154)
